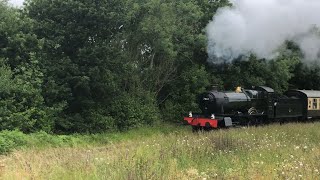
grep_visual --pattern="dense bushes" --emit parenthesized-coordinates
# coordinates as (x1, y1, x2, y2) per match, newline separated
(0, 130, 28, 154)
(110, 92, 160, 131)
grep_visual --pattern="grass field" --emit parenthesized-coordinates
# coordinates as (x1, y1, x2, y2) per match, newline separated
(1, 123, 320, 179)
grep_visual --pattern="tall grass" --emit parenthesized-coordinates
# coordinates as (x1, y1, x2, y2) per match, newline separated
(0, 124, 183, 154)
(1, 123, 320, 179)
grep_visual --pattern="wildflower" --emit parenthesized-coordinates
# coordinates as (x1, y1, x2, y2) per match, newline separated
(299, 162, 303, 166)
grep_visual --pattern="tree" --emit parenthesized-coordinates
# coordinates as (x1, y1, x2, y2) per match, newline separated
(215, 50, 299, 93)
(290, 63, 320, 90)
(0, 1, 53, 132)
(25, 0, 163, 132)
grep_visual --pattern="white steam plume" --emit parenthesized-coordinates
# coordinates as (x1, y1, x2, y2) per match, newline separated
(207, 0, 320, 63)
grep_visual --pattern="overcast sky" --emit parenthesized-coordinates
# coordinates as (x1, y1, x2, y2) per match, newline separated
(9, 0, 24, 7)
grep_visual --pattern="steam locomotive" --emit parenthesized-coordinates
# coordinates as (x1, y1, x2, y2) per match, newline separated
(184, 86, 320, 131)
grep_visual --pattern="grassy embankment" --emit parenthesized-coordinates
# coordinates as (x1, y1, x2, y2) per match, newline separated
(1, 123, 320, 179)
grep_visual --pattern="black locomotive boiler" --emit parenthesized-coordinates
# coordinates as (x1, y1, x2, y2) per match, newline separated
(184, 86, 320, 130)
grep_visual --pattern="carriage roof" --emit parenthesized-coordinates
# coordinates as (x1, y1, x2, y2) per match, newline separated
(286, 90, 320, 98)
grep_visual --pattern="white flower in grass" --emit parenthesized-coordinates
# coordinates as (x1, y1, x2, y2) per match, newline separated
(299, 162, 303, 166)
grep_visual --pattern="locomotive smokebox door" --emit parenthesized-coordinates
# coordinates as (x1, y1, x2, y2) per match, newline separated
(224, 117, 233, 127)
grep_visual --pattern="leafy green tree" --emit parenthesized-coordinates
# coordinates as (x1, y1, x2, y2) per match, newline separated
(25, 0, 163, 132)
(217, 56, 269, 90)
(216, 50, 299, 93)
(0, 57, 54, 133)
(161, 65, 212, 122)
(0, 1, 54, 132)
(267, 53, 300, 92)
(290, 63, 320, 90)
(121, 0, 230, 121)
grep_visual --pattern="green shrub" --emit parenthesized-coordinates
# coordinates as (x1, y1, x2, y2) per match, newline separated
(111, 92, 160, 131)
(64, 111, 116, 133)
(0, 130, 28, 154)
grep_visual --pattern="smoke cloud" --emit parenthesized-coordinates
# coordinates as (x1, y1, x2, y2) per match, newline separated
(207, 0, 320, 63)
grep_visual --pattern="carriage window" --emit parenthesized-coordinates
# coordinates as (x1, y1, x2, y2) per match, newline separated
(313, 99, 318, 109)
